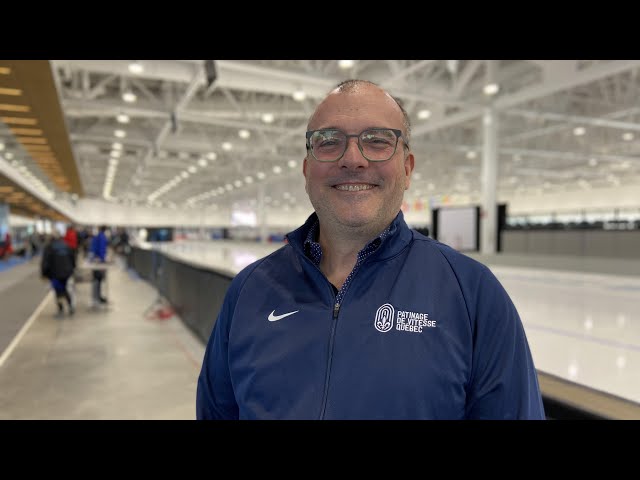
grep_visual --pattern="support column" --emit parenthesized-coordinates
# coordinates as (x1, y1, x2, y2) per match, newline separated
(481, 106, 498, 254)
(257, 184, 268, 243)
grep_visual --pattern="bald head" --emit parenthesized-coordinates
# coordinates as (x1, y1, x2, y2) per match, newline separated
(307, 79, 411, 145)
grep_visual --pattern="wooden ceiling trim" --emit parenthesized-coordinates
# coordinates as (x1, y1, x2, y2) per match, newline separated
(0, 60, 83, 196)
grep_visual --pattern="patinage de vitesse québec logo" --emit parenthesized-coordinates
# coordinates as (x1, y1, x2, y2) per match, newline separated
(374, 303, 437, 334)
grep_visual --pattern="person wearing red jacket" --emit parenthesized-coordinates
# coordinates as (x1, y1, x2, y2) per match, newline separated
(63, 225, 78, 263)
(0, 232, 12, 259)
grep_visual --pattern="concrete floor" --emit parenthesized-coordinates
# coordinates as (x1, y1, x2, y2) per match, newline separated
(0, 258, 205, 420)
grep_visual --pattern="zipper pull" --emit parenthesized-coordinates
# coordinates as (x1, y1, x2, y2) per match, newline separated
(333, 302, 340, 319)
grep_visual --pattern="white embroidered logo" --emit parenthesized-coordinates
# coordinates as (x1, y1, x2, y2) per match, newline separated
(268, 310, 299, 322)
(374, 304, 395, 332)
(374, 304, 437, 334)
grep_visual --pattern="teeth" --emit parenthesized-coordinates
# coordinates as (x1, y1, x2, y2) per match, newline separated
(335, 184, 374, 192)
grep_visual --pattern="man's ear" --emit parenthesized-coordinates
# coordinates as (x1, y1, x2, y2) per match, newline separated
(303, 156, 311, 194)
(404, 152, 415, 190)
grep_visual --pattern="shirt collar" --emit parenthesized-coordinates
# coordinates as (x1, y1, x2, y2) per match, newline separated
(303, 219, 393, 267)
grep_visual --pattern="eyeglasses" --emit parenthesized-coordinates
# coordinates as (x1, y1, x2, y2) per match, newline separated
(305, 128, 408, 163)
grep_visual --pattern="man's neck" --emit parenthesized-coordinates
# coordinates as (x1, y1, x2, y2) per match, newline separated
(316, 220, 388, 290)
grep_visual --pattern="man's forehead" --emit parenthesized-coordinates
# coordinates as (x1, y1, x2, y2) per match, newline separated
(311, 89, 401, 125)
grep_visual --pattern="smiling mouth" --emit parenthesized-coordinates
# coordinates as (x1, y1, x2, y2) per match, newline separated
(333, 184, 376, 192)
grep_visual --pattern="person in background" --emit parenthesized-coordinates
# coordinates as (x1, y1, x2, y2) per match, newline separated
(63, 224, 78, 264)
(89, 225, 109, 306)
(29, 232, 40, 258)
(0, 231, 13, 259)
(41, 232, 76, 317)
(196, 79, 545, 420)
(117, 228, 130, 255)
(77, 227, 90, 259)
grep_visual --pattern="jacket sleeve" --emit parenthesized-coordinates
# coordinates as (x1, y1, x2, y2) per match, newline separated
(464, 266, 546, 420)
(196, 277, 243, 420)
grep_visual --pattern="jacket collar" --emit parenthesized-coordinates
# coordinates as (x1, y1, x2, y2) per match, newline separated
(286, 210, 413, 262)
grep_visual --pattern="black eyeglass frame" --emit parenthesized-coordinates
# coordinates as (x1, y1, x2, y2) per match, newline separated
(305, 128, 409, 163)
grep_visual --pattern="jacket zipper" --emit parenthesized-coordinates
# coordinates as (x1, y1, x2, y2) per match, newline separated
(295, 244, 370, 419)
(298, 253, 341, 420)
(318, 299, 341, 419)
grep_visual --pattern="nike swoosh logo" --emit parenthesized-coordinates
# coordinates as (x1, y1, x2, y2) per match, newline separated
(268, 310, 299, 322)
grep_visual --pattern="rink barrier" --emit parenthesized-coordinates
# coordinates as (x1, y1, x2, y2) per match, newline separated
(537, 371, 640, 420)
(502, 230, 640, 260)
(127, 245, 232, 344)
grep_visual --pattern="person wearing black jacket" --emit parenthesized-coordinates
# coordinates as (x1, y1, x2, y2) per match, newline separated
(41, 233, 76, 317)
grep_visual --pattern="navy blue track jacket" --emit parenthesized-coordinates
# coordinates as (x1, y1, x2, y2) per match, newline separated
(196, 211, 545, 419)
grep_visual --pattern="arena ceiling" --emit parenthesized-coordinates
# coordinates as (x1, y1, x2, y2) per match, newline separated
(2, 60, 640, 217)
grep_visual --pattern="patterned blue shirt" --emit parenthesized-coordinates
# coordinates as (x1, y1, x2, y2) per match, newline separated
(303, 219, 393, 306)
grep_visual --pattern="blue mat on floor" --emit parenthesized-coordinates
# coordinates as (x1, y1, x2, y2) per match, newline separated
(0, 256, 30, 273)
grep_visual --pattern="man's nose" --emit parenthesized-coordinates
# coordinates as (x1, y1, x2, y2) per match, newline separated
(338, 137, 368, 168)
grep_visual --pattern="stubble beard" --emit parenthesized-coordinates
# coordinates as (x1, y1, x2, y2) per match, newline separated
(307, 178, 406, 239)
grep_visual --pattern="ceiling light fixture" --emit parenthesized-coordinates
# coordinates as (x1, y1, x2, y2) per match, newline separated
(0, 103, 29, 112)
(0, 88, 22, 96)
(338, 60, 355, 69)
(22, 145, 51, 151)
(417, 109, 431, 120)
(483, 61, 500, 97)
(16, 137, 47, 144)
(446, 60, 459, 75)
(122, 91, 137, 103)
(483, 83, 499, 96)
(128, 62, 144, 74)
(11, 127, 43, 136)
(1, 116, 37, 125)
(292, 89, 306, 102)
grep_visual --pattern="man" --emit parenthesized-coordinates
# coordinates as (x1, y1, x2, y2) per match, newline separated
(41, 232, 76, 317)
(196, 80, 545, 420)
(90, 225, 109, 306)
